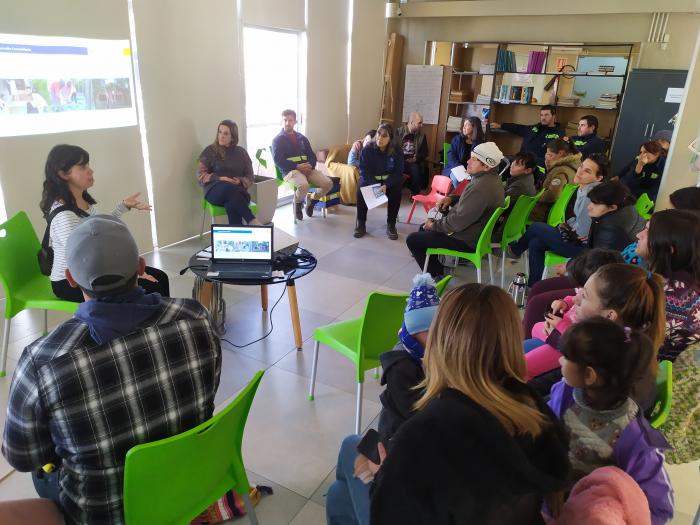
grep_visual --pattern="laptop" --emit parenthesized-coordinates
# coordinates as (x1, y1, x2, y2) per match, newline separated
(207, 224, 274, 280)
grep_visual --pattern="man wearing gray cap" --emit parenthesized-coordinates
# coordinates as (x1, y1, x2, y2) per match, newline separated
(2, 215, 221, 524)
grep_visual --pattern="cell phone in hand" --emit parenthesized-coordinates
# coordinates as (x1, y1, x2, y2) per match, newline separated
(544, 304, 554, 318)
(357, 429, 382, 464)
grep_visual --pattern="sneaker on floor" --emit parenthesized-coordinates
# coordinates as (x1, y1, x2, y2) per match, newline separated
(354, 222, 366, 238)
(386, 223, 398, 240)
(305, 199, 317, 217)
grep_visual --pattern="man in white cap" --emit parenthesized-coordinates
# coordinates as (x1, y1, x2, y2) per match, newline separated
(2, 215, 221, 524)
(406, 142, 506, 277)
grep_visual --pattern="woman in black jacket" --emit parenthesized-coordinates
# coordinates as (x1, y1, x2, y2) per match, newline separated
(586, 181, 645, 251)
(355, 122, 404, 239)
(618, 140, 666, 202)
(368, 284, 571, 525)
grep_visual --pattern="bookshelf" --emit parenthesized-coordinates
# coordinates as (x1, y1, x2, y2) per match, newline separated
(426, 41, 634, 166)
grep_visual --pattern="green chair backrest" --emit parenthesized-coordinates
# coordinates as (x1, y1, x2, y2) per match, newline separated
(474, 196, 510, 258)
(500, 189, 546, 246)
(435, 274, 452, 296)
(357, 292, 409, 377)
(546, 183, 578, 227)
(443, 142, 450, 167)
(635, 192, 654, 220)
(650, 360, 672, 429)
(0, 211, 45, 318)
(123, 371, 265, 525)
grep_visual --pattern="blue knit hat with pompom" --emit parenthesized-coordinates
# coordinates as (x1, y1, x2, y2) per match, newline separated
(403, 273, 440, 334)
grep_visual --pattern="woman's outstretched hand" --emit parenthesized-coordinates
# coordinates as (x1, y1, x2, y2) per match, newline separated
(123, 192, 152, 211)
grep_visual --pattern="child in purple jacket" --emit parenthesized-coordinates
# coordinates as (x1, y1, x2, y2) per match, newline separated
(548, 317, 674, 525)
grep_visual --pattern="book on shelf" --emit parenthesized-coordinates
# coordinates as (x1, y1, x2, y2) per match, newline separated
(509, 86, 523, 102)
(479, 64, 495, 74)
(475, 94, 491, 104)
(446, 115, 463, 132)
(596, 93, 618, 109)
(526, 51, 546, 74)
(496, 49, 516, 72)
(557, 95, 580, 107)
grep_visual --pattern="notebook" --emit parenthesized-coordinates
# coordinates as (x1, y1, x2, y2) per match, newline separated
(207, 224, 274, 280)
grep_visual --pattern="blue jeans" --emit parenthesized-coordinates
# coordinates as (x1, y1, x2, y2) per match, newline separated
(326, 435, 370, 525)
(205, 181, 255, 225)
(524, 338, 545, 353)
(509, 222, 585, 287)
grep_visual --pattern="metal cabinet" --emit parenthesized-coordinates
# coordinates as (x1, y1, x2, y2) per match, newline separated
(611, 69, 687, 175)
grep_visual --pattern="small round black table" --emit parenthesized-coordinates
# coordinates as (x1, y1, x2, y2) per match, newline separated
(185, 248, 316, 349)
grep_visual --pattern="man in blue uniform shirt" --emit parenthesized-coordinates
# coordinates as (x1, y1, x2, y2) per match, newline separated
(490, 104, 564, 182)
(566, 115, 606, 159)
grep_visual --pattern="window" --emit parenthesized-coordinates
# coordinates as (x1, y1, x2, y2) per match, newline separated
(243, 26, 306, 202)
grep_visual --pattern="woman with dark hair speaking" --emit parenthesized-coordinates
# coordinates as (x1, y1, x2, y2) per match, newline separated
(40, 144, 169, 302)
(197, 119, 260, 226)
(444, 116, 484, 185)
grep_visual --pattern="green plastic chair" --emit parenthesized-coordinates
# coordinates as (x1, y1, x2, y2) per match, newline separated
(307, 277, 451, 434)
(635, 192, 654, 220)
(424, 197, 510, 284)
(493, 189, 545, 288)
(199, 199, 258, 238)
(443, 142, 450, 167)
(539, 184, 579, 279)
(271, 146, 327, 224)
(546, 183, 578, 227)
(123, 370, 265, 525)
(0, 212, 79, 377)
(649, 360, 672, 429)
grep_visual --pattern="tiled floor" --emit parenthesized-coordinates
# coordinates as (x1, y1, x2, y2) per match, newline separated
(0, 198, 698, 524)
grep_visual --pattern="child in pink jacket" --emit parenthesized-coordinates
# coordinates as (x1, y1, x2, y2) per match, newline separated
(523, 249, 624, 380)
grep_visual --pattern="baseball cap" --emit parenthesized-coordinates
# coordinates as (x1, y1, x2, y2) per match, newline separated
(471, 141, 504, 169)
(65, 215, 140, 293)
(653, 129, 672, 143)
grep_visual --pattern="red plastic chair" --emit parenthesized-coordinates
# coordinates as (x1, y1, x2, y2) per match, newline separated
(406, 175, 452, 224)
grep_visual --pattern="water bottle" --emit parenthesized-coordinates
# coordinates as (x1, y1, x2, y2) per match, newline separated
(508, 272, 527, 308)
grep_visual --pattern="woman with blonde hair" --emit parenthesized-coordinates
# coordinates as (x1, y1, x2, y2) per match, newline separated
(368, 284, 571, 524)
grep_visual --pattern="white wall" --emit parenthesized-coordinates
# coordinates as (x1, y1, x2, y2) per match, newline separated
(131, 0, 245, 248)
(0, 0, 153, 251)
(348, 0, 388, 141)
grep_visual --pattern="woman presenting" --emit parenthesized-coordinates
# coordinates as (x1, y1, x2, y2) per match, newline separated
(197, 119, 260, 225)
(40, 144, 169, 302)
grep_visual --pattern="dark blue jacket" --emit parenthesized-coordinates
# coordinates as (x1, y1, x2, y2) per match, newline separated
(501, 122, 564, 166)
(619, 155, 666, 202)
(359, 144, 404, 190)
(446, 134, 482, 172)
(271, 129, 317, 176)
(570, 133, 606, 159)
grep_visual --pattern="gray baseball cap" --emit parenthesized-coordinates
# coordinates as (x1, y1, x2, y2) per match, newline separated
(65, 215, 139, 293)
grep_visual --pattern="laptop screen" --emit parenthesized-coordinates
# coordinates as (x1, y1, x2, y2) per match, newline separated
(211, 224, 273, 262)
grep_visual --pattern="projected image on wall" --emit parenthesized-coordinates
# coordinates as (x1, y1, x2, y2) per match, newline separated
(0, 34, 137, 137)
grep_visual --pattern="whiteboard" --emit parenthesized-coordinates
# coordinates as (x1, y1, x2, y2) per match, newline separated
(402, 65, 443, 125)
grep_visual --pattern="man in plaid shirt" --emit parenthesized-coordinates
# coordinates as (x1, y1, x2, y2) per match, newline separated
(2, 215, 221, 524)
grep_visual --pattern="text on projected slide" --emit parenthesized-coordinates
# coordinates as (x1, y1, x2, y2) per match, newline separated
(0, 34, 137, 137)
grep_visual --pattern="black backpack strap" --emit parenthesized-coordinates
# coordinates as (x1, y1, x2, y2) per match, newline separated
(41, 205, 89, 249)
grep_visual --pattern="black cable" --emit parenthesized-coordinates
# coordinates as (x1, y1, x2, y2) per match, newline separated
(220, 278, 290, 348)
(179, 264, 208, 275)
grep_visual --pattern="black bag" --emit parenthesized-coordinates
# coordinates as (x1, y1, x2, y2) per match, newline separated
(38, 205, 89, 276)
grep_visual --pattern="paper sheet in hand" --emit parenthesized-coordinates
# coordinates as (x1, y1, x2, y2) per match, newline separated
(451, 165, 471, 182)
(360, 184, 389, 210)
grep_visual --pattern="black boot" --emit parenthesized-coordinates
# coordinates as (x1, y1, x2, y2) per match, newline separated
(295, 202, 304, 221)
(386, 222, 398, 240)
(306, 199, 318, 217)
(354, 221, 366, 238)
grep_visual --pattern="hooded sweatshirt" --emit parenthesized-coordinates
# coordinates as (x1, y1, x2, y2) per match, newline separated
(371, 383, 571, 525)
(74, 288, 162, 345)
(531, 153, 581, 223)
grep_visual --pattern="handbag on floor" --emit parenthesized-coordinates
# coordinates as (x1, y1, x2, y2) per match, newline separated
(190, 485, 273, 524)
